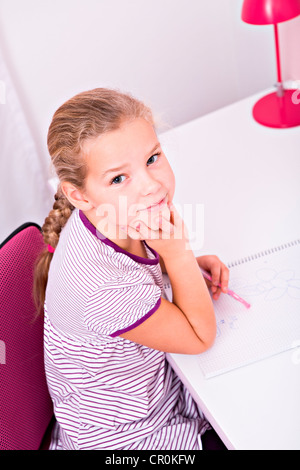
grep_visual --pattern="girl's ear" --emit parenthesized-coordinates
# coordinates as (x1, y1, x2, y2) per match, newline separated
(61, 181, 93, 211)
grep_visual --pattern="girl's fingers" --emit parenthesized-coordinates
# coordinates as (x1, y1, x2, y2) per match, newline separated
(137, 220, 160, 240)
(126, 219, 161, 241)
(199, 255, 229, 299)
(160, 204, 171, 223)
(126, 224, 143, 240)
(220, 264, 229, 293)
(211, 264, 229, 300)
(210, 261, 221, 294)
(168, 202, 180, 227)
(168, 203, 189, 242)
(125, 201, 187, 242)
(132, 218, 174, 241)
(128, 206, 175, 240)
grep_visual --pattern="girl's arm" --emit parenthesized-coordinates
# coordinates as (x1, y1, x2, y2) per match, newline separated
(120, 205, 227, 354)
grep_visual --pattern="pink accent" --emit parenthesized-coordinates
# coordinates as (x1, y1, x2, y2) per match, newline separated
(226, 289, 251, 310)
(241, 0, 300, 128)
(110, 297, 161, 337)
(79, 209, 159, 265)
(252, 89, 300, 128)
(47, 244, 55, 253)
(0, 224, 54, 449)
(274, 24, 282, 83)
(201, 269, 251, 309)
(241, 0, 300, 25)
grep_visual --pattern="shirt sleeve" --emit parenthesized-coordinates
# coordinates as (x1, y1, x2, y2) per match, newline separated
(84, 274, 162, 337)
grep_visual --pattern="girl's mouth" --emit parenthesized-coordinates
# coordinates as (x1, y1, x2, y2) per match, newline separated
(147, 195, 168, 211)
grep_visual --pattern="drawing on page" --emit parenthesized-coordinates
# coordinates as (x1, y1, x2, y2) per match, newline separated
(216, 315, 239, 337)
(228, 315, 238, 328)
(216, 319, 225, 337)
(230, 268, 300, 301)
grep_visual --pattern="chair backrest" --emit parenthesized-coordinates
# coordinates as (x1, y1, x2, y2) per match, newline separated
(0, 223, 53, 450)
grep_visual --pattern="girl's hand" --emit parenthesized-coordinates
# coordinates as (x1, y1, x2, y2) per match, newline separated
(125, 202, 190, 260)
(197, 255, 229, 300)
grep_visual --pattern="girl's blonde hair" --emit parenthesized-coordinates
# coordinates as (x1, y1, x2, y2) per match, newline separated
(34, 88, 154, 311)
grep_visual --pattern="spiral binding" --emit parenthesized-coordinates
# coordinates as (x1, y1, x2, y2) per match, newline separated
(227, 239, 300, 268)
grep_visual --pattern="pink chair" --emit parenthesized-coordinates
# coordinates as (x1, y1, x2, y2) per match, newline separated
(0, 223, 54, 450)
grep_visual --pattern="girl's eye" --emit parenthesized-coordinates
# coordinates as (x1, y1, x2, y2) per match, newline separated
(147, 153, 160, 166)
(111, 175, 126, 185)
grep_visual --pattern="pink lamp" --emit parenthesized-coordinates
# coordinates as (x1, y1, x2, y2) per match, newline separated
(242, 0, 300, 128)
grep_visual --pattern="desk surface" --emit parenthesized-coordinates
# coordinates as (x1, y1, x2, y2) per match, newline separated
(160, 90, 300, 450)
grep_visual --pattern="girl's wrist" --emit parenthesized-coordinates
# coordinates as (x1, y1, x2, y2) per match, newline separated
(162, 247, 196, 268)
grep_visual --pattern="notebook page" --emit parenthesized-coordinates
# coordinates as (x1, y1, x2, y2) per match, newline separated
(195, 240, 300, 377)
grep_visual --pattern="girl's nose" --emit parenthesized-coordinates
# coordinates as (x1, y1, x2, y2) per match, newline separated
(139, 171, 161, 196)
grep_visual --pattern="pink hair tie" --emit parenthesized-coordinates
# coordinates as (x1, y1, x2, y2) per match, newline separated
(47, 244, 55, 254)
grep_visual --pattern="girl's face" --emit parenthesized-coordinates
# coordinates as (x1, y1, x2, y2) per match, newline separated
(82, 118, 175, 238)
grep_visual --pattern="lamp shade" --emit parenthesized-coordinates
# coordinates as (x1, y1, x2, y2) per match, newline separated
(242, 0, 300, 25)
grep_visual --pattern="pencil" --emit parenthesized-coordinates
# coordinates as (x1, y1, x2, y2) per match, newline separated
(201, 269, 251, 309)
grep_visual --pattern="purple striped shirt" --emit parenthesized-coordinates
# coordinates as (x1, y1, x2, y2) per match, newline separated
(44, 209, 209, 449)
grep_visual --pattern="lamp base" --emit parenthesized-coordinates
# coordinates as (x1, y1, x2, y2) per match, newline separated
(252, 89, 300, 128)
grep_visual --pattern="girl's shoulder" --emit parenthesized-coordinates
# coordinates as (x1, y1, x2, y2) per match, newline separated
(59, 209, 159, 283)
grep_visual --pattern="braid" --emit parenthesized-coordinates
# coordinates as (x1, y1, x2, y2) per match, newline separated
(33, 187, 74, 312)
(42, 186, 74, 249)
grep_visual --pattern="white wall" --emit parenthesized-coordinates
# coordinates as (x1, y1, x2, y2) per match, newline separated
(0, 0, 276, 172)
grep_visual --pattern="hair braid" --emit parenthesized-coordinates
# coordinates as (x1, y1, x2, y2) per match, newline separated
(42, 186, 74, 249)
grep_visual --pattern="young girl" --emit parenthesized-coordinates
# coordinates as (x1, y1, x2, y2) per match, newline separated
(34, 88, 229, 450)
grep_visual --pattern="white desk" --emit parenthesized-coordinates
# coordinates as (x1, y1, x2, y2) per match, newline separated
(160, 90, 300, 450)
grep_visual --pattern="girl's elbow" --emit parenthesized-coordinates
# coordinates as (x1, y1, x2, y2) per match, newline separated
(197, 321, 217, 354)
(202, 333, 216, 352)
(184, 330, 216, 355)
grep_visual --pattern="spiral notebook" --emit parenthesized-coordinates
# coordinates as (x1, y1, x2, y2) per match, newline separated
(163, 239, 300, 378)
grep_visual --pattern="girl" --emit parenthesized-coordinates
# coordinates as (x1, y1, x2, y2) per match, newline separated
(34, 88, 229, 450)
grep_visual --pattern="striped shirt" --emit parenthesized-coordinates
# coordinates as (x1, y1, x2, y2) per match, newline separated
(44, 209, 209, 450)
